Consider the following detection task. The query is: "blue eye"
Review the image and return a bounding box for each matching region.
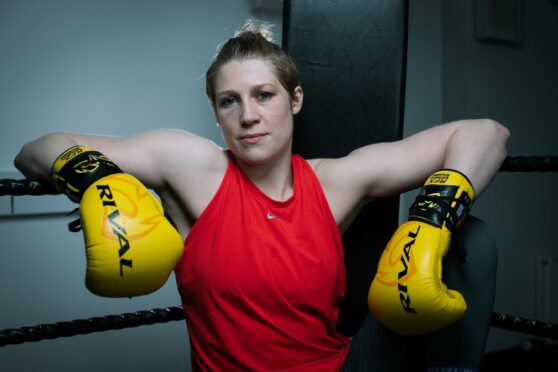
[257,91,273,100]
[219,96,237,107]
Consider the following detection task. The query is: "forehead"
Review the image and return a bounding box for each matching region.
[215,58,279,92]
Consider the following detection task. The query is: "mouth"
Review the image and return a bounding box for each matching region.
[239,133,268,145]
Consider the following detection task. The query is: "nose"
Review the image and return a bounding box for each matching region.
[240,100,259,127]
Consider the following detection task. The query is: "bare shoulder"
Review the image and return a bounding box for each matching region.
[306,156,376,230]
[127,129,229,235]
[306,145,387,197]
[144,129,228,175]
[68,128,228,181]
[139,128,228,196]
[306,142,407,230]
[90,128,228,220]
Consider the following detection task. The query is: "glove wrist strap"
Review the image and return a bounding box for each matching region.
[51,146,122,202]
[408,169,475,233]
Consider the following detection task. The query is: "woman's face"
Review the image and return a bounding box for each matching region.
[214,58,302,167]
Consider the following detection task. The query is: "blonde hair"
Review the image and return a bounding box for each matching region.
[205,19,300,106]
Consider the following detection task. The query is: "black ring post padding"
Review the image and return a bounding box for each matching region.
[500,156,558,172]
[490,312,558,340]
[0,306,185,347]
[2,307,557,347]
[283,0,409,337]
[0,179,59,196]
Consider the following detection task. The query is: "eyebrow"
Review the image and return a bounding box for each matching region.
[216,83,278,98]
[215,89,236,98]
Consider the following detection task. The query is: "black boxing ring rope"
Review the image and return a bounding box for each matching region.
[0,306,185,347]
[499,156,558,172]
[1,156,557,198]
[1,155,557,347]
[0,306,558,347]
[0,305,556,347]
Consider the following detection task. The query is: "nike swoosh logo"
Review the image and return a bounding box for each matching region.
[266,212,277,220]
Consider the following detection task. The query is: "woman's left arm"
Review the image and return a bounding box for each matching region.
[433,118,510,196]
[316,119,510,226]
[338,118,510,200]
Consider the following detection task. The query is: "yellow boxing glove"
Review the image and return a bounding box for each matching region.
[52,146,183,297]
[368,170,475,335]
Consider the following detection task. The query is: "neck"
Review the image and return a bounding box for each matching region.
[237,151,293,202]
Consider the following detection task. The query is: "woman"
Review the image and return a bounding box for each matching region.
[15,21,509,371]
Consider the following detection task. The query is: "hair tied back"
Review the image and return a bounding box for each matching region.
[235,18,275,43]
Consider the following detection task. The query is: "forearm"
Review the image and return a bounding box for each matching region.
[442,119,510,197]
[14,133,79,183]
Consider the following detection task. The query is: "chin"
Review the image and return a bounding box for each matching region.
[237,152,272,166]
[231,147,279,166]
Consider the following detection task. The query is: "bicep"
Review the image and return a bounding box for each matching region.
[334,119,509,199]
[317,119,508,226]
[332,122,463,199]
[65,129,224,191]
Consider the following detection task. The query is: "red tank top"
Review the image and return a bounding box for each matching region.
[175,152,350,371]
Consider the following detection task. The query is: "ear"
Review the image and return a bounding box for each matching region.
[291,85,303,115]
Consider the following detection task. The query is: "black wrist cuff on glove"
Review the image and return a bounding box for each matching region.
[408,169,474,233]
[52,146,123,203]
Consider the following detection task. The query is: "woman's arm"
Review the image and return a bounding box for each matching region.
[14,129,228,235]
[367,118,509,197]
[14,129,225,190]
[314,119,510,225]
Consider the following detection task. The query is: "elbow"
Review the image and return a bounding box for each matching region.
[490,118,510,154]
[14,132,75,180]
[477,118,510,159]
[14,140,38,176]
[14,145,27,173]
[487,118,510,143]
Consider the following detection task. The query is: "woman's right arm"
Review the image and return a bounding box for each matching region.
[14,130,228,234]
[14,132,82,183]
[15,130,223,188]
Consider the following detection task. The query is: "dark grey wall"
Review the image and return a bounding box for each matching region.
[403,0,558,352]
[443,0,558,352]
